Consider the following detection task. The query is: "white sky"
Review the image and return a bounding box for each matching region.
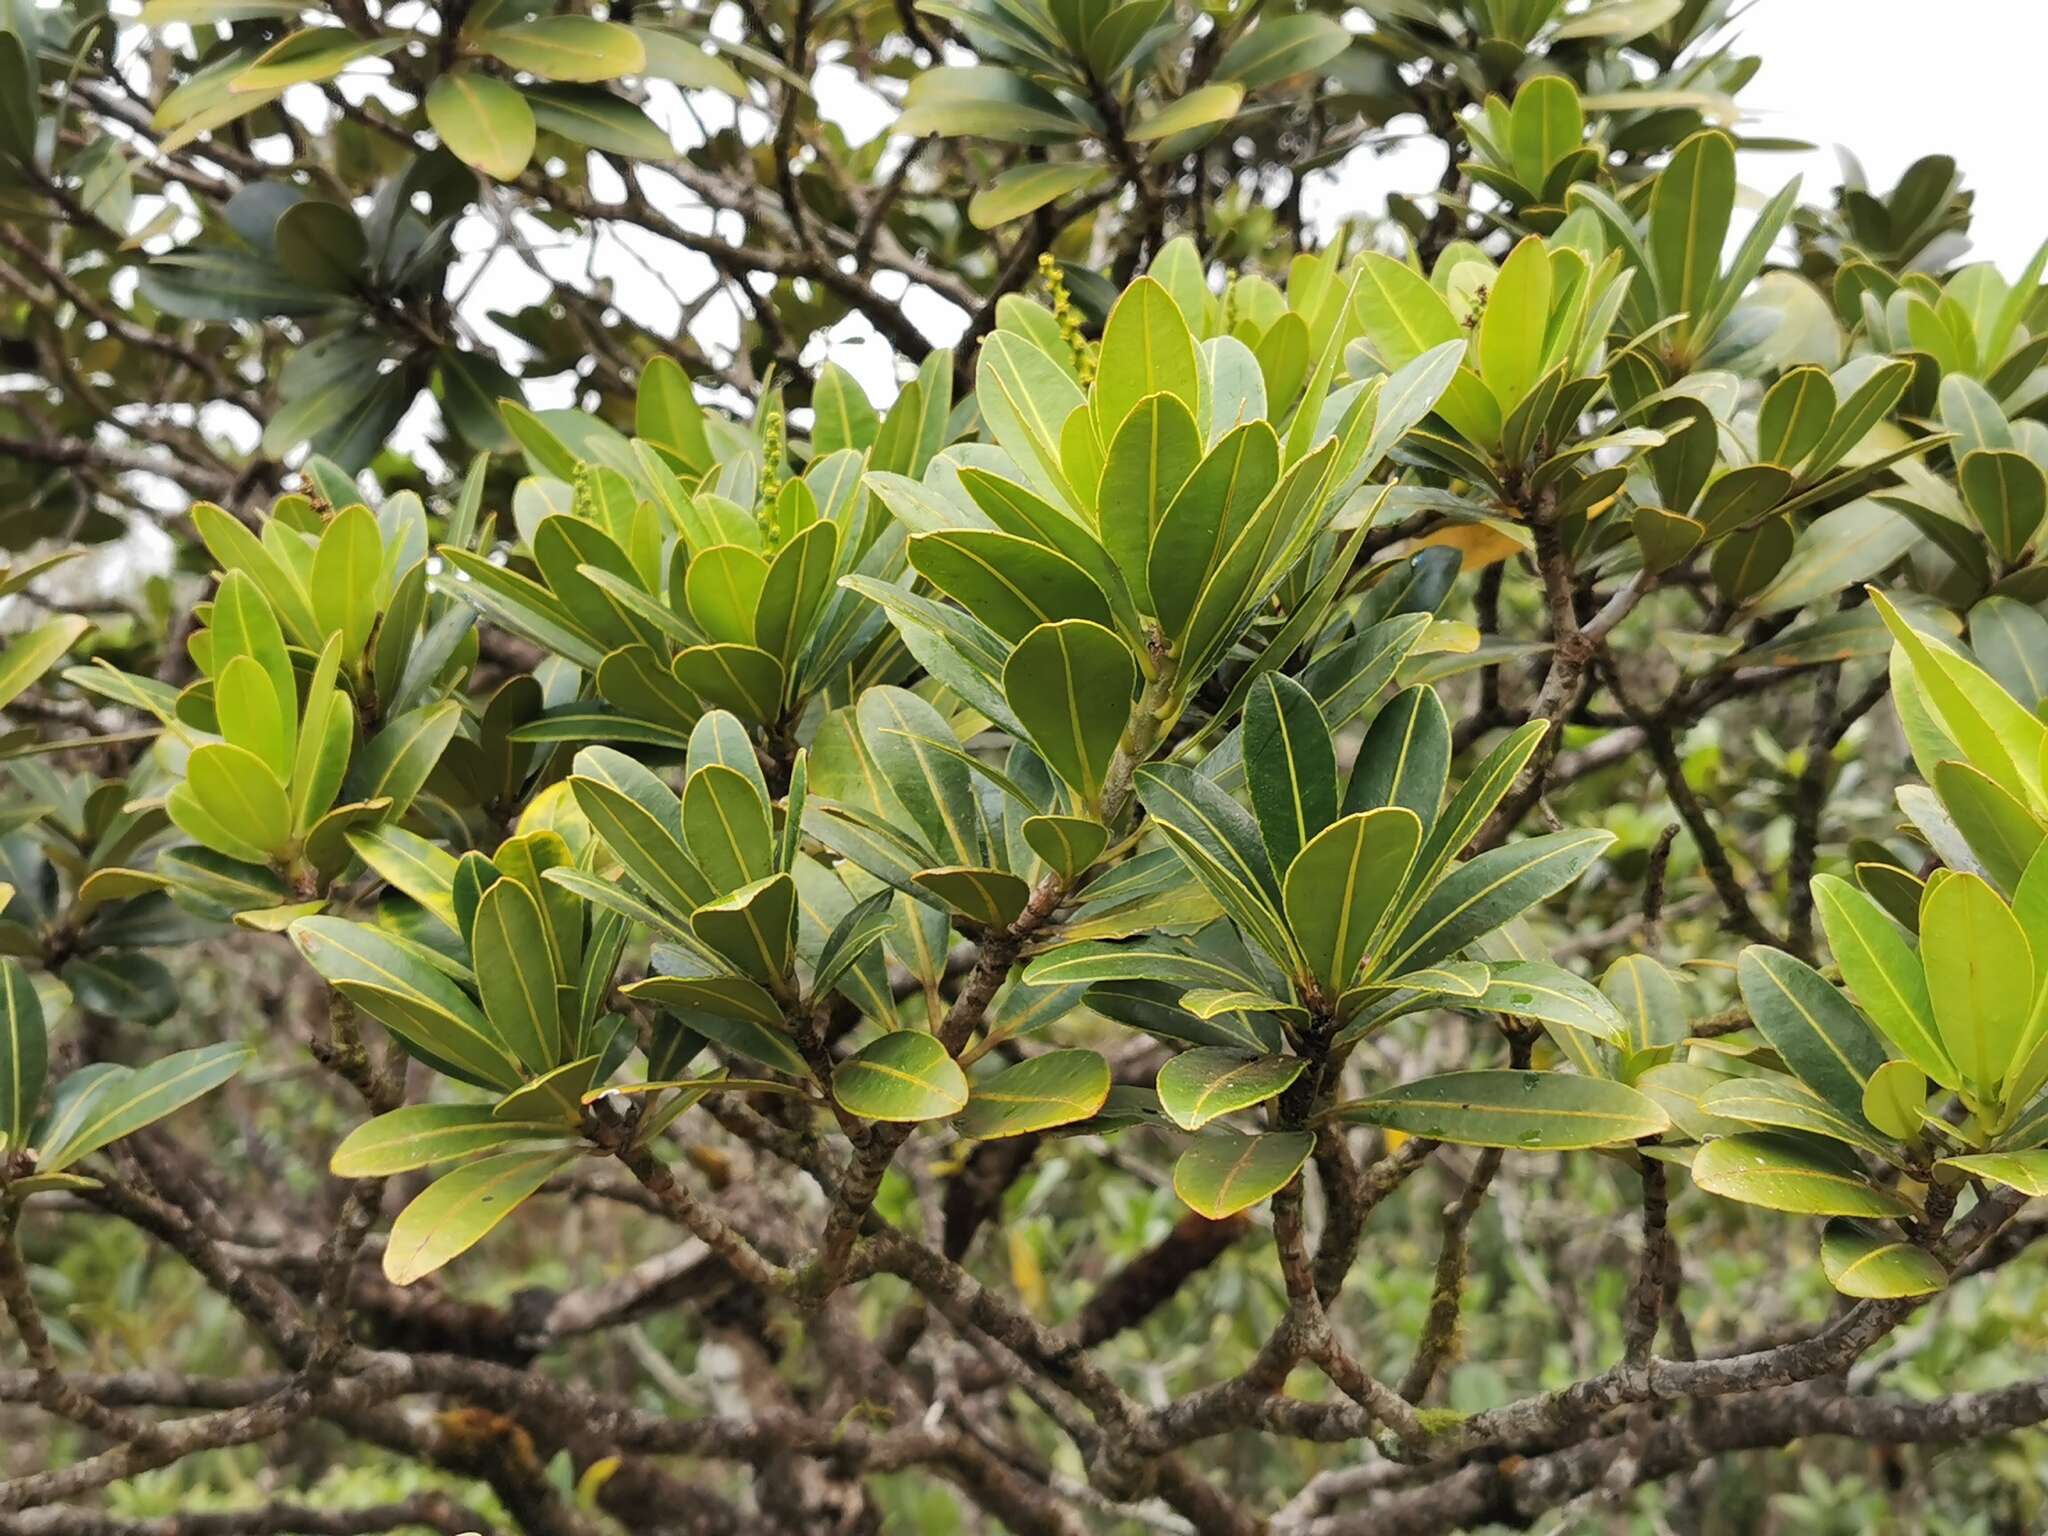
[1734,0,2047,270]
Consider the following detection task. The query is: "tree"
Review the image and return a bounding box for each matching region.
[5,0,2048,1530]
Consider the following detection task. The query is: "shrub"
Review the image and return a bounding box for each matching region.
[4,1,2048,1531]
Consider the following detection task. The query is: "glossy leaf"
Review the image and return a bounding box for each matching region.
[382,1147,577,1285]
[1335,1070,1667,1150]
[1691,1132,1914,1217]
[1920,872,2032,1096]
[472,877,566,1074]
[1283,808,1421,994]
[1156,1048,1304,1130]
[1002,620,1136,807]
[1243,674,1337,874]
[1736,946,1889,1123]
[956,1049,1110,1139]
[0,958,45,1150]
[1172,1129,1314,1218]
[1821,1219,1946,1298]
[425,71,536,180]
[330,1104,569,1177]
[833,1031,969,1122]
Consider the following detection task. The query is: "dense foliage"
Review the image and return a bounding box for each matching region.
[7,0,2048,1531]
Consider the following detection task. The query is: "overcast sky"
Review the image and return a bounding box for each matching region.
[1736,0,2044,269]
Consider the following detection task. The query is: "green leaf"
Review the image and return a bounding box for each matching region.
[913,866,1032,929]
[1648,129,1735,346]
[569,763,713,918]
[1508,74,1582,187]
[1283,808,1421,994]
[956,1049,1110,1138]
[1736,946,1889,1123]
[1335,1070,1667,1149]
[61,954,177,1026]
[1345,683,1449,832]
[0,616,92,711]
[1873,588,2045,812]
[1691,1132,1915,1217]
[810,887,895,1003]
[681,764,775,894]
[1126,82,1243,144]
[1380,828,1612,978]
[349,701,460,823]
[636,356,712,473]
[1156,1048,1304,1131]
[1476,961,1627,1043]
[809,364,877,457]
[494,1055,603,1124]
[1933,759,2043,892]
[1092,276,1201,441]
[526,86,672,159]
[1172,1129,1313,1218]
[910,530,1113,644]
[289,917,523,1089]
[632,27,746,96]
[969,162,1106,229]
[1134,763,1294,969]
[273,200,366,292]
[1099,394,1201,614]
[674,1008,808,1078]
[1476,236,1551,415]
[36,1043,252,1173]
[855,687,985,866]
[231,29,404,92]
[1755,366,1837,471]
[672,644,781,723]
[1216,13,1350,90]
[1354,254,1463,372]
[474,17,646,82]
[348,824,460,934]
[211,570,296,735]
[1147,421,1284,646]
[1021,815,1109,880]
[1920,872,2033,1097]
[1243,674,1337,875]
[1021,939,1264,993]
[0,31,36,165]
[1938,1150,2048,1196]
[1862,1059,1928,1143]
[170,742,292,865]
[1813,873,1957,1090]
[1969,596,2048,711]
[382,1147,577,1284]
[833,1031,969,1122]
[0,958,45,1151]
[1001,620,1136,808]
[472,877,566,1075]
[1959,448,2048,567]
[1821,1219,1946,1298]
[956,467,1139,638]
[896,66,1088,146]
[425,71,536,180]
[976,332,1087,510]
[624,973,784,1027]
[311,503,383,657]
[330,1104,570,1176]
[691,873,796,983]
[1703,1076,1890,1156]
[213,656,290,781]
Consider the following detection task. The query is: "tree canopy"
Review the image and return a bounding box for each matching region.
[6,1,2048,1532]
